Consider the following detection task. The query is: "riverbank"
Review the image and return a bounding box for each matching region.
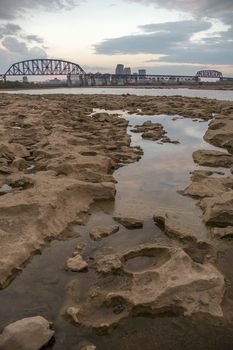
[0,93,233,349]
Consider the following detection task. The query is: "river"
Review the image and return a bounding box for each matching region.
[1,87,233,101]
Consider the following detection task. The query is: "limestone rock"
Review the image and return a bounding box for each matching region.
[131,121,166,141]
[90,225,119,241]
[113,216,143,229]
[94,254,122,273]
[193,149,233,168]
[211,226,233,239]
[0,184,12,196]
[66,244,225,333]
[200,192,233,227]
[66,255,88,272]
[153,210,195,241]
[182,176,233,198]
[204,115,233,153]
[0,316,54,350]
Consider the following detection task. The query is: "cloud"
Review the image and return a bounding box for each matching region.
[0,23,21,37]
[94,19,233,66]
[0,36,47,73]
[0,0,81,20]
[24,35,44,44]
[127,0,233,22]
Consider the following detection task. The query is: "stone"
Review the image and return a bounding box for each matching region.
[200,192,233,227]
[113,216,143,229]
[66,255,88,272]
[211,226,233,239]
[182,177,233,198]
[90,225,119,241]
[94,254,122,273]
[131,121,166,141]
[0,316,54,350]
[153,210,196,241]
[75,341,96,350]
[66,244,225,333]
[204,115,233,153]
[192,149,233,168]
[0,184,12,196]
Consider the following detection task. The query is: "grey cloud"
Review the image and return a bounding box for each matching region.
[127,0,233,21]
[25,35,44,44]
[0,0,81,20]
[94,19,233,65]
[95,20,210,55]
[0,36,47,73]
[0,23,21,38]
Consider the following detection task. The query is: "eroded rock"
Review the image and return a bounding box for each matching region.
[0,316,54,350]
[153,210,196,241]
[94,254,122,273]
[193,149,233,168]
[66,255,88,272]
[90,225,119,241]
[200,192,233,227]
[66,244,225,333]
[113,216,143,229]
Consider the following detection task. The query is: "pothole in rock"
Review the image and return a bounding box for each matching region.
[123,247,171,273]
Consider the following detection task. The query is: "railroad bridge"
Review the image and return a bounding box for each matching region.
[0,58,86,82]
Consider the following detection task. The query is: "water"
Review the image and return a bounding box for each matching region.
[1,87,233,101]
[97,110,229,239]
[0,109,233,349]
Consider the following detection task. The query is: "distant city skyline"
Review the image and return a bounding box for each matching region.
[0,0,232,76]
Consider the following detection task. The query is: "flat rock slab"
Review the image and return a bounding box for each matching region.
[113,216,144,229]
[89,224,119,241]
[193,149,233,168]
[0,316,54,350]
[153,210,195,242]
[66,255,88,272]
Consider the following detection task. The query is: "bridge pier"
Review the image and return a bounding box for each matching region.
[67,75,72,87]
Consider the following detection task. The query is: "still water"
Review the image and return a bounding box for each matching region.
[1,87,233,101]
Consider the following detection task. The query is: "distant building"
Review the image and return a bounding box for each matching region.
[115,64,124,75]
[124,67,131,75]
[138,69,146,76]
[22,76,28,83]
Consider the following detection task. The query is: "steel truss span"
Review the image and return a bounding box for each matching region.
[3,59,86,77]
[196,70,223,79]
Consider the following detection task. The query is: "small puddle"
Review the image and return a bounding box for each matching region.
[0,109,232,349]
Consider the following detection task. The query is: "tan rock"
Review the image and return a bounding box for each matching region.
[153,210,195,241]
[66,255,88,272]
[193,149,233,168]
[182,176,233,198]
[66,244,225,332]
[200,192,233,227]
[204,115,233,153]
[113,216,143,229]
[0,316,54,350]
[90,225,119,241]
[95,254,122,273]
[211,226,233,239]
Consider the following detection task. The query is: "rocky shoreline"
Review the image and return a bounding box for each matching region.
[0,92,233,349]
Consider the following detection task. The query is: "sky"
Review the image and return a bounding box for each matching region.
[0,0,232,76]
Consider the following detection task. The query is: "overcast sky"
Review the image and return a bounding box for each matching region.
[0,0,232,76]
